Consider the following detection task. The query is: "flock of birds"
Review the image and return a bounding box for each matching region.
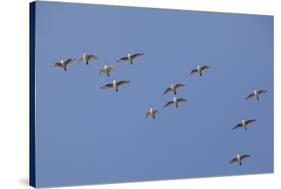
[50,51,268,167]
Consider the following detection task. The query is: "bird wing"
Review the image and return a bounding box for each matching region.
[50,62,62,67]
[175,83,185,89]
[229,157,238,164]
[177,98,187,103]
[77,56,83,64]
[99,68,106,75]
[117,80,130,87]
[245,92,255,100]
[107,65,115,72]
[240,154,250,160]
[145,111,151,118]
[164,100,174,107]
[163,87,172,95]
[245,119,256,125]
[152,109,160,115]
[65,58,74,65]
[88,54,97,60]
[201,65,210,71]
[116,56,129,62]
[258,90,267,95]
[233,123,243,129]
[190,69,198,75]
[101,83,114,89]
[131,53,144,59]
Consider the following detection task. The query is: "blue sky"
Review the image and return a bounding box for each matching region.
[34,1,273,187]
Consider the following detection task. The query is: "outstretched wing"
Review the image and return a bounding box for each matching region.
[107,65,115,72]
[77,56,83,64]
[50,62,62,67]
[101,83,114,89]
[163,87,172,95]
[175,83,185,89]
[152,109,160,115]
[229,157,238,164]
[88,54,97,61]
[177,98,187,103]
[245,119,256,125]
[164,100,174,108]
[258,90,267,95]
[65,58,74,65]
[117,80,130,87]
[190,69,198,75]
[201,65,210,71]
[99,68,106,75]
[233,123,243,130]
[131,53,144,59]
[116,56,129,63]
[145,111,151,118]
[245,92,255,100]
[240,154,250,160]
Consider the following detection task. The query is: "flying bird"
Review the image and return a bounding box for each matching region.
[229,153,250,166]
[190,65,210,76]
[145,107,160,119]
[233,119,256,131]
[99,65,115,77]
[49,58,75,71]
[164,83,185,95]
[116,52,144,64]
[77,52,97,65]
[245,89,267,101]
[164,97,187,108]
[101,80,130,92]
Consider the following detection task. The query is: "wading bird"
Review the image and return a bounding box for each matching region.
[163,83,185,95]
[190,65,210,76]
[49,58,75,71]
[245,89,267,101]
[116,52,144,65]
[101,80,130,92]
[233,119,256,131]
[229,153,250,166]
[164,97,187,108]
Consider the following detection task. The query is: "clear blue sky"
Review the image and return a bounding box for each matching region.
[34,1,273,187]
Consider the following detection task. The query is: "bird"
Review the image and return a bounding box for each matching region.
[233,119,256,131]
[101,80,130,92]
[163,83,185,95]
[164,97,187,108]
[229,153,250,166]
[245,89,267,101]
[145,107,160,119]
[190,65,210,76]
[116,52,144,64]
[49,58,75,71]
[99,65,115,77]
[77,52,97,65]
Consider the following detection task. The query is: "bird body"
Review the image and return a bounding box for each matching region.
[77,52,97,65]
[145,107,160,119]
[101,80,130,92]
[99,65,115,77]
[164,83,185,95]
[229,154,250,166]
[245,89,267,101]
[190,65,210,76]
[164,97,187,108]
[233,119,256,130]
[50,58,74,71]
[117,52,144,64]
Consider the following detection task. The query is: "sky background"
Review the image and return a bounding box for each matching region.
[34,1,273,187]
